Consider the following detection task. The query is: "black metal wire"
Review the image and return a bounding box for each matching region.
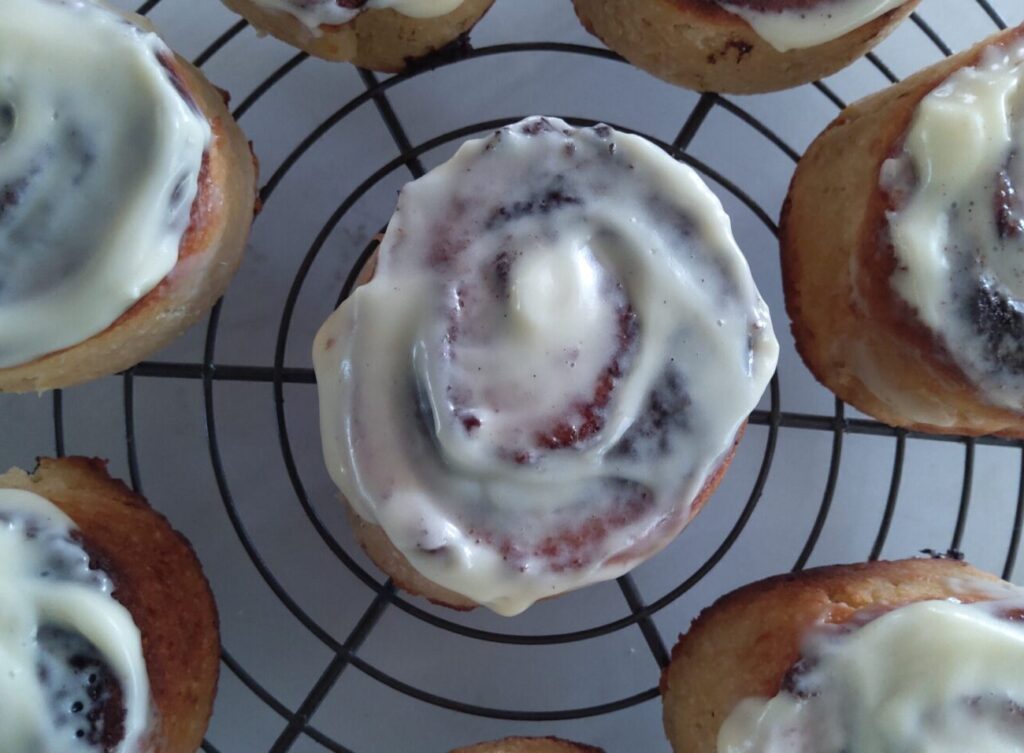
[268,588,392,753]
[975,0,1008,29]
[674,93,716,149]
[865,51,900,84]
[52,390,65,458]
[951,438,976,554]
[1006,446,1024,580]
[793,399,845,571]
[813,80,846,109]
[134,0,162,15]
[123,371,143,494]
[870,432,906,561]
[89,2,1019,751]
[234,52,308,121]
[911,12,955,57]
[359,69,427,179]
[194,20,249,69]
[617,575,671,668]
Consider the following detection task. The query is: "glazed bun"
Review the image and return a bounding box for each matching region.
[313,118,777,615]
[0,1,256,393]
[572,0,920,93]
[220,0,495,70]
[782,25,1024,435]
[0,457,220,753]
[661,558,1003,753]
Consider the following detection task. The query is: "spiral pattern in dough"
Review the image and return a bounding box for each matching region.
[0,0,210,369]
[313,117,778,615]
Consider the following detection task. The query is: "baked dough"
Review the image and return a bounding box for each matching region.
[341,248,746,611]
[781,24,1024,436]
[572,0,920,94]
[0,457,220,753]
[660,558,1002,753]
[0,7,257,394]
[220,0,494,70]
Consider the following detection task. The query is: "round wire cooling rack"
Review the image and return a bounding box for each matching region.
[3,0,1023,751]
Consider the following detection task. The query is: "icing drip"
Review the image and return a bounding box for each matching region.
[247,0,466,31]
[717,593,1024,753]
[0,0,210,368]
[718,0,907,52]
[313,116,778,615]
[0,488,149,753]
[882,38,1024,411]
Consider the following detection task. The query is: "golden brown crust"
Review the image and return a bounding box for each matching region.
[0,457,219,753]
[334,249,743,612]
[451,737,606,753]
[572,0,919,94]
[781,25,1024,436]
[0,33,257,394]
[220,0,494,71]
[660,558,1002,753]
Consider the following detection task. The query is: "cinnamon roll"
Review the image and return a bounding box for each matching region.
[782,25,1024,435]
[0,0,257,394]
[661,558,1022,753]
[219,0,495,70]
[451,739,605,753]
[312,116,778,615]
[572,0,920,94]
[0,457,219,753]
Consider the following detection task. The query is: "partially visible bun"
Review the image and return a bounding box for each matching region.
[0,457,220,753]
[220,0,495,71]
[660,558,1002,753]
[451,737,606,753]
[0,47,257,394]
[781,24,1024,436]
[572,0,920,93]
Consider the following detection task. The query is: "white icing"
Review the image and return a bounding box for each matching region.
[0,0,211,369]
[247,0,466,31]
[313,117,778,615]
[719,0,907,52]
[717,596,1024,753]
[0,488,150,753]
[883,39,1024,410]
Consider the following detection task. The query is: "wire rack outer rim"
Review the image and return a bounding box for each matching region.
[50,1,1019,751]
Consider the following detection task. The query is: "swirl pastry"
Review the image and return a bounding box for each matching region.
[782,25,1024,435]
[0,457,219,753]
[313,116,778,615]
[220,0,495,70]
[661,557,1022,753]
[451,739,605,753]
[0,0,257,394]
[572,0,920,94]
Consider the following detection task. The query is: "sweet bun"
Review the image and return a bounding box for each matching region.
[220,0,495,71]
[0,1,257,394]
[313,118,777,615]
[660,558,1002,753]
[0,457,220,753]
[782,25,1024,435]
[572,0,920,94]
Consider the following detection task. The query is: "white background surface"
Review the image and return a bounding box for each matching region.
[3,1,1024,751]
